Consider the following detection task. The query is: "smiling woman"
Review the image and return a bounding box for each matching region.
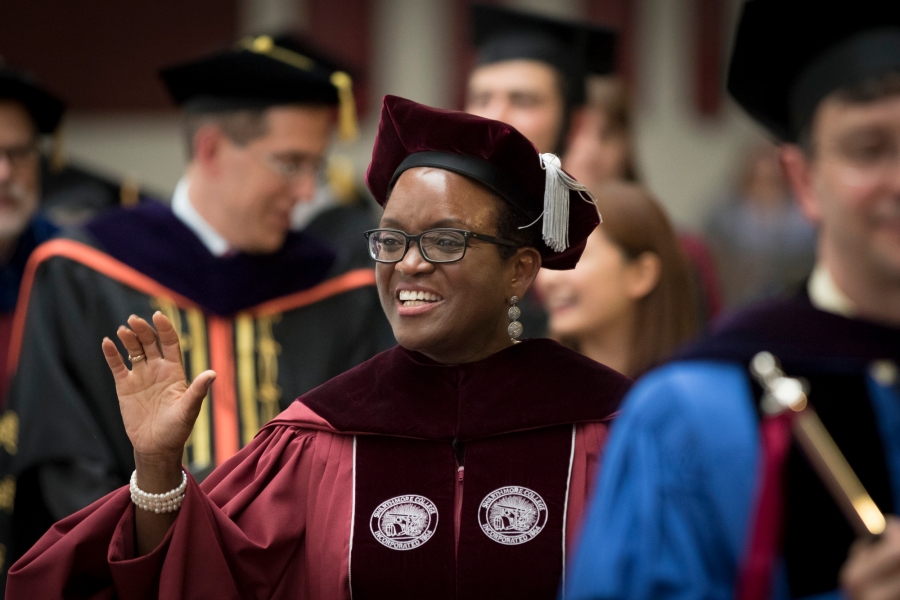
[7,96,632,600]
[536,182,700,377]
[373,168,536,364]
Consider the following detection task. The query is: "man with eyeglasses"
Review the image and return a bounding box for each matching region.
[0,65,62,403]
[0,35,393,579]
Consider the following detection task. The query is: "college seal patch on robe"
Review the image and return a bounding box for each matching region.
[370,494,439,550]
[479,486,548,545]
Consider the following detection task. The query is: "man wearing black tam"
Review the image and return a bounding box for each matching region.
[568,1,900,599]
[465,4,615,156]
[0,35,392,581]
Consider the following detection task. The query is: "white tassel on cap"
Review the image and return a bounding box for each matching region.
[538,153,597,252]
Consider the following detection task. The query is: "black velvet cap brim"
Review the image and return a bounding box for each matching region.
[727,0,900,142]
[159,34,351,111]
[160,51,339,110]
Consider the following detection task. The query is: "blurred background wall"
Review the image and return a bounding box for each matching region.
[0,0,768,230]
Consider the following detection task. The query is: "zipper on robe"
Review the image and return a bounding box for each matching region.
[455,465,464,554]
[452,438,465,557]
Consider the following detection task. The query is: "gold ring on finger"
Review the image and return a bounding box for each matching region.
[129,354,146,363]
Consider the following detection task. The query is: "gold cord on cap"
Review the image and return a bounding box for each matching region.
[238,35,315,71]
[238,35,359,142]
[330,71,358,142]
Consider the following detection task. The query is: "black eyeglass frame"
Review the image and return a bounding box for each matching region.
[364,227,520,264]
[0,141,39,169]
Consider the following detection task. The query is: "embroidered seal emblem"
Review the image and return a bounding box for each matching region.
[478,486,548,545]
[370,495,439,550]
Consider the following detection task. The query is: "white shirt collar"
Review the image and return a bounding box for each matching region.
[807,262,857,318]
[171,177,231,257]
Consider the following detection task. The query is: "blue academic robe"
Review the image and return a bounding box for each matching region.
[566,294,900,600]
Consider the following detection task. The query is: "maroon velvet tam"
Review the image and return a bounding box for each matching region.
[365,95,600,270]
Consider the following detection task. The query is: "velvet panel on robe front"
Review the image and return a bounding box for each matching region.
[351,427,574,600]
[287,340,629,598]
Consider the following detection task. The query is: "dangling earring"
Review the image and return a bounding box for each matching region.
[508,296,523,343]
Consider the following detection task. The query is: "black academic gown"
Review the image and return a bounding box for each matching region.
[0,202,394,582]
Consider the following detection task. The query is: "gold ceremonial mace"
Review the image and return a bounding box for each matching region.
[750,352,887,538]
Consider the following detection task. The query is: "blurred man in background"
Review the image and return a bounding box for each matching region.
[465,4,615,158]
[0,35,393,580]
[0,65,61,401]
[568,2,900,598]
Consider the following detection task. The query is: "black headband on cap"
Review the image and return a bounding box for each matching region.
[789,27,900,138]
[388,151,534,220]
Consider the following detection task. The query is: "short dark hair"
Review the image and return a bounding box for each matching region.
[183,109,269,159]
[798,71,900,156]
[494,197,543,260]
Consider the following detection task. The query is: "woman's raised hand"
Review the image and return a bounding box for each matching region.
[102,312,215,462]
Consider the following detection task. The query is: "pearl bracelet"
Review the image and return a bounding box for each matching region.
[129,469,187,513]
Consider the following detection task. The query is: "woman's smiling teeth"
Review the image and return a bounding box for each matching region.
[545,294,578,312]
[398,290,443,306]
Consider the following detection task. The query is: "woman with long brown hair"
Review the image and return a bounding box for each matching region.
[535,182,699,378]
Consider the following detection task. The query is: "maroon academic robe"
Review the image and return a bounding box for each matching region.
[6,340,630,599]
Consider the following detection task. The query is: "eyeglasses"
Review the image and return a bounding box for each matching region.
[364,228,520,264]
[0,142,38,170]
[254,151,324,181]
[823,134,900,185]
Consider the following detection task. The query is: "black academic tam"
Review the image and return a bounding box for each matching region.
[0,65,64,134]
[728,0,900,141]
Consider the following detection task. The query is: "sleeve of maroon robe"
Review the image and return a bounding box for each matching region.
[5,422,356,600]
